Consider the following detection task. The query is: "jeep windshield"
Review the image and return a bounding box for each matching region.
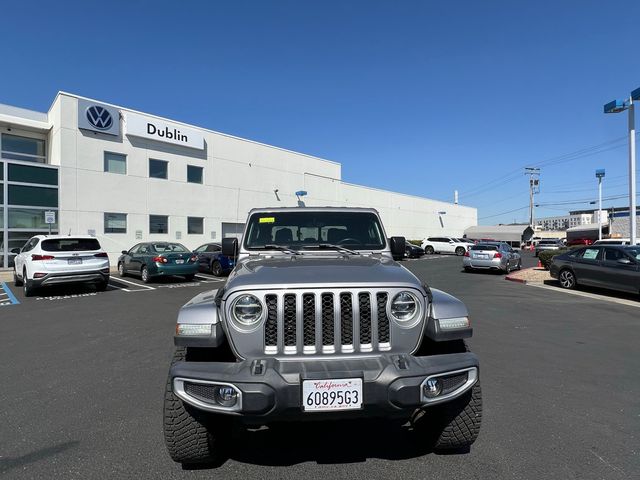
[244,211,386,251]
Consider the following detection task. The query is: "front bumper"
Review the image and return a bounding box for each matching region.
[32,270,109,287]
[170,352,479,422]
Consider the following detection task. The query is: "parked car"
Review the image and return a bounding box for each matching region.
[405,241,425,258]
[550,245,640,294]
[463,242,521,273]
[593,238,639,246]
[193,242,235,276]
[421,236,473,256]
[534,239,564,257]
[164,206,482,466]
[567,238,594,247]
[12,235,110,296]
[117,242,198,283]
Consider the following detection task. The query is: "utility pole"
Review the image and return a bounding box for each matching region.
[525,167,540,228]
[596,169,605,241]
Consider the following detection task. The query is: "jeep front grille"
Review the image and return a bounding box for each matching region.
[260,290,396,355]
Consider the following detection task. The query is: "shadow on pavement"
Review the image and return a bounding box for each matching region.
[543,279,640,302]
[0,441,80,475]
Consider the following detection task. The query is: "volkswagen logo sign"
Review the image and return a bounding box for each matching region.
[86,105,113,130]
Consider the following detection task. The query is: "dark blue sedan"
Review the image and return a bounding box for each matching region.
[194,243,235,277]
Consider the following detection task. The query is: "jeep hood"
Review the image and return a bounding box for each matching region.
[223,255,423,295]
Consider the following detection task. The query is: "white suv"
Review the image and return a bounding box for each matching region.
[421,236,474,256]
[12,235,110,297]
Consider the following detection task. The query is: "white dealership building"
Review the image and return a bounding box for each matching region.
[0,92,477,268]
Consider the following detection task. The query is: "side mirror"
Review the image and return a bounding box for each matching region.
[389,236,406,257]
[10,248,21,254]
[617,257,633,265]
[222,237,238,257]
[121,250,128,255]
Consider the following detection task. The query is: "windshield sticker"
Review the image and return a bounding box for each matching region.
[259,217,275,224]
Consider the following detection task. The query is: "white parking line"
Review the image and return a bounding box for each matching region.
[194,274,226,283]
[110,277,156,290]
[527,283,640,309]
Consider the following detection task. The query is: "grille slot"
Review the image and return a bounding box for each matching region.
[283,294,297,347]
[184,382,217,403]
[264,294,278,347]
[321,293,335,346]
[340,293,354,346]
[302,294,316,346]
[377,292,390,343]
[358,292,372,345]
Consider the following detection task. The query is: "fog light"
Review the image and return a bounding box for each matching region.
[214,386,238,407]
[423,378,442,398]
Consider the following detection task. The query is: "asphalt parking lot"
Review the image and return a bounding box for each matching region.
[1,252,638,479]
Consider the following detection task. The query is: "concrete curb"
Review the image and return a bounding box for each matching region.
[505,275,527,284]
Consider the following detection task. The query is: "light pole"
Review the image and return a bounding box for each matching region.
[604,87,639,245]
[595,169,605,241]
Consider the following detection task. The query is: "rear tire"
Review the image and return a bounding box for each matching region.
[210,260,223,277]
[141,266,150,283]
[464,267,473,273]
[425,246,435,255]
[96,280,108,292]
[455,247,465,256]
[412,381,482,452]
[163,348,228,465]
[14,268,23,287]
[23,269,35,297]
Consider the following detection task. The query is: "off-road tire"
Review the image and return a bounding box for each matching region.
[455,247,465,256]
[425,246,435,255]
[211,260,223,277]
[413,381,482,451]
[163,348,226,465]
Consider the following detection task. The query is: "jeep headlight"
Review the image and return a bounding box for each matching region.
[390,291,420,324]
[232,294,263,325]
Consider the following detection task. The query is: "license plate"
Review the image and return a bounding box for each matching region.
[175,259,185,264]
[302,378,363,412]
[68,258,82,265]
[475,254,489,259]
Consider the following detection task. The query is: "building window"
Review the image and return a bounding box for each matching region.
[104,152,127,174]
[104,212,127,234]
[150,215,168,234]
[188,217,204,234]
[1,133,46,163]
[8,163,58,185]
[187,165,203,184]
[8,185,58,207]
[8,208,58,229]
[149,159,168,179]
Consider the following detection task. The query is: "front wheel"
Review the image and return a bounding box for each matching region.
[455,247,465,256]
[412,381,482,452]
[558,269,576,289]
[164,348,230,465]
[425,246,435,255]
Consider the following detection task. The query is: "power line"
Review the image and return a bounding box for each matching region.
[478,205,529,220]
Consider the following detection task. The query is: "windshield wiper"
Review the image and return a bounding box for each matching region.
[262,244,301,255]
[312,243,360,255]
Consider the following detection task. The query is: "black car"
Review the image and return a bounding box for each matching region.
[405,241,425,258]
[550,245,640,294]
[193,242,235,276]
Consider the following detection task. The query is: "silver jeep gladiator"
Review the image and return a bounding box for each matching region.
[164,207,482,465]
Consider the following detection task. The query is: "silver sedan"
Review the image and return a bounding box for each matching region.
[463,242,521,273]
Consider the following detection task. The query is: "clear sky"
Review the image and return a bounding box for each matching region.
[2,0,639,224]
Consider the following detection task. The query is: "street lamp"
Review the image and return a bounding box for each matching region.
[604,88,639,244]
[595,169,605,241]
